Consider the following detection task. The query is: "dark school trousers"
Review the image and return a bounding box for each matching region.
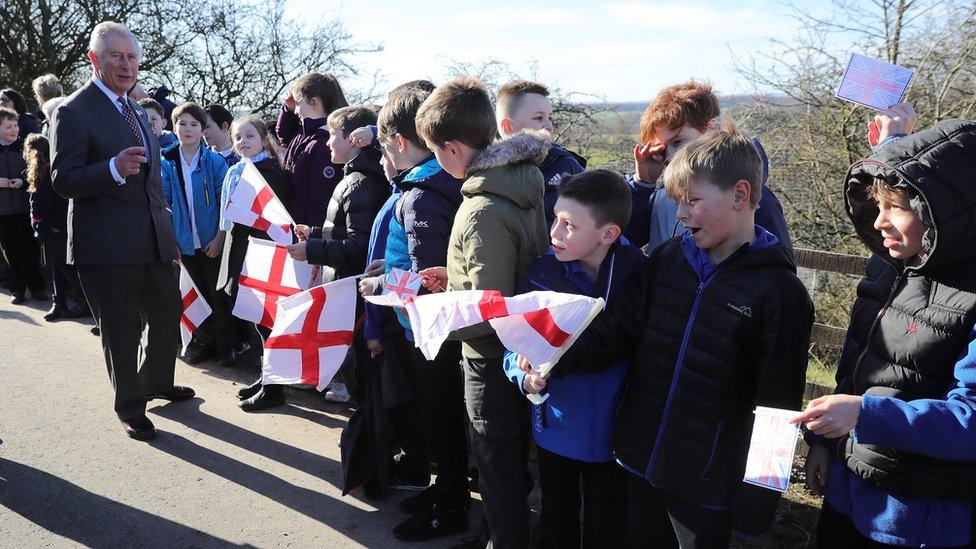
[77,262,181,421]
[408,340,468,508]
[0,213,44,294]
[463,355,530,549]
[627,474,731,549]
[536,445,627,548]
[181,250,233,354]
[39,231,84,306]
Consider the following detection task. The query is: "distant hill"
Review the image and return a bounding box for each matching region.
[585,94,789,137]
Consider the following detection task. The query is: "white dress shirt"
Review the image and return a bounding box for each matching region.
[180,146,202,250]
[91,76,149,186]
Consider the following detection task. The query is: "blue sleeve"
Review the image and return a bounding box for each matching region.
[370,125,378,139]
[854,327,976,460]
[623,173,654,249]
[503,350,528,395]
[161,160,174,206]
[755,188,792,250]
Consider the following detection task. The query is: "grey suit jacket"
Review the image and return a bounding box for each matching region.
[50,81,179,266]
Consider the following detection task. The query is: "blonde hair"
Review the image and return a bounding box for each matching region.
[663,119,763,208]
[231,114,280,164]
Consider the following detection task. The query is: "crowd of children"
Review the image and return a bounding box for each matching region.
[5,61,975,549]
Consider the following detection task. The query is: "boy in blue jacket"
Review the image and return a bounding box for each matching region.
[505,169,641,548]
[522,122,814,546]
[496,79,586,229]
[795,118,976,548]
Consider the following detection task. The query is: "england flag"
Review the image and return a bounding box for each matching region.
[224,161,295,245]
[234,237,315,329]
[179,264,212,354]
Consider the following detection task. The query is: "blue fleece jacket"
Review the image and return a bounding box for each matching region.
[362,181,401,341]
[624,138,792,252]
[503,238,645,462]
[823,327,976,548]
[161,146,229,256]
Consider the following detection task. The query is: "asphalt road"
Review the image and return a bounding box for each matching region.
[0,292,472,548]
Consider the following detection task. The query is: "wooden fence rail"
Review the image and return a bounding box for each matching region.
[794,247,869,349]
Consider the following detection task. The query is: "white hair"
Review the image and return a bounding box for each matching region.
[88,21,142,61]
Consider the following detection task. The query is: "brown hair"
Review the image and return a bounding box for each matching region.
[32,74,63,105]
[171,102,208,127]
[496,79,550,119]
[868,177,916,204]
[137,98,164,117]
[23,134,51,194]
[663,119,763,208]
[639,80,720,146]
[231,114,281,164]
[0,107,19,124]
[292,72,348,115]
[415,76,496,150]
[327,105,377,138]
[558,169,632,230]
[388,80,436,98]
[377,90,430,150]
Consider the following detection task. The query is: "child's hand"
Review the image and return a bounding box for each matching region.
[366,338,383,357]
[523,370,547,394]
[204,235,223,258]
[283,91,296,112]
[349,127,374,148]
[867,102,917,146]
[0,178,8,188]
[9,178,24,189]
[804,444,830,495]
[633,142,667,184]
[789,394,863,438]
[359,275,381,297]
[516,354,532,373]
[294,224,311,241]
[364,258,386,278]
[419,266,448,292]
[287,241,308,261]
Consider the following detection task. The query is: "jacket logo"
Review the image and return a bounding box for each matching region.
[322,166,336,179]
[413,220,429,228]
[726,302,752,318]
[547,174,563,187]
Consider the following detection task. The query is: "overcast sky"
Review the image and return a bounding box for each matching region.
[288,0,825,102]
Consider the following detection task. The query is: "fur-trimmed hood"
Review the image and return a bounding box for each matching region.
[461,129,551,209]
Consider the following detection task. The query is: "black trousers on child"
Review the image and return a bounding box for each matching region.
[627,474,731,549]
[40,231,84,307]
[181,250,232,354]
[463,355,530,549]
[537,445,627,548]
[0,213,44,295]
[408,340,468,508]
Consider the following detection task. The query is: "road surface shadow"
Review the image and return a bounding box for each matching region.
[0,457,251,548]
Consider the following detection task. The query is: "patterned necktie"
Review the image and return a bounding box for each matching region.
[117,97,145,149]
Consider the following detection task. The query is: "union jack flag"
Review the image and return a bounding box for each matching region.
[743,407,800,493]
[382,268,423,301]
[836,53,914,111]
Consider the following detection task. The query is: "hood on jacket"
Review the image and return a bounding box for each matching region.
[462,129,552,209]
[540,142,587,172]
[845,119,976,280]
[344,143,385,180]
[680,225,789,282]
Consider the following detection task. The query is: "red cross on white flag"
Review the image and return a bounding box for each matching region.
[382,268,423,300]
[224,162,295,245]
[261,276,357,391]
[365,289,604,377]
[743,406,800,492]
[179,264,212,354]
[233,237,314,329]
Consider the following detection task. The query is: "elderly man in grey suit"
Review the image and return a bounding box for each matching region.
[50,21,195,441]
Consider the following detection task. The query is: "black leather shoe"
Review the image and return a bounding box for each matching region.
[44,304,66,322]
[90,326,100,336]
[393,504,468,542]
[239,386,285,412]
[401,486,471,515]
[237,379,263,400]
[10,293,25,305]
[145,386,196,401]
[180,343,213,364]
[121,416,157,441]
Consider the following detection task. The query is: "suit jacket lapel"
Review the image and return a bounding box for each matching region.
[126,98,156,168]
[81,82,141,149]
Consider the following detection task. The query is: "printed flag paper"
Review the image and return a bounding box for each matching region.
[233,237,314,329]
[179,264,212,355]
[261,276,357,391]
[365,289,604,378]
[224,161,295,245]
[836,53,914,111]
[743,406,801,492]
[382,268,423,301]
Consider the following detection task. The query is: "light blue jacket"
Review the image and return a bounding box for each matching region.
[161,146,228,256]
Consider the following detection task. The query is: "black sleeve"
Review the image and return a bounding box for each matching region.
[306,178,385,271]
[554,247,657,376]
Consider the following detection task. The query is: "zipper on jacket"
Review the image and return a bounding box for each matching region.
[848,272,906,390]
[644,267,723,477]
